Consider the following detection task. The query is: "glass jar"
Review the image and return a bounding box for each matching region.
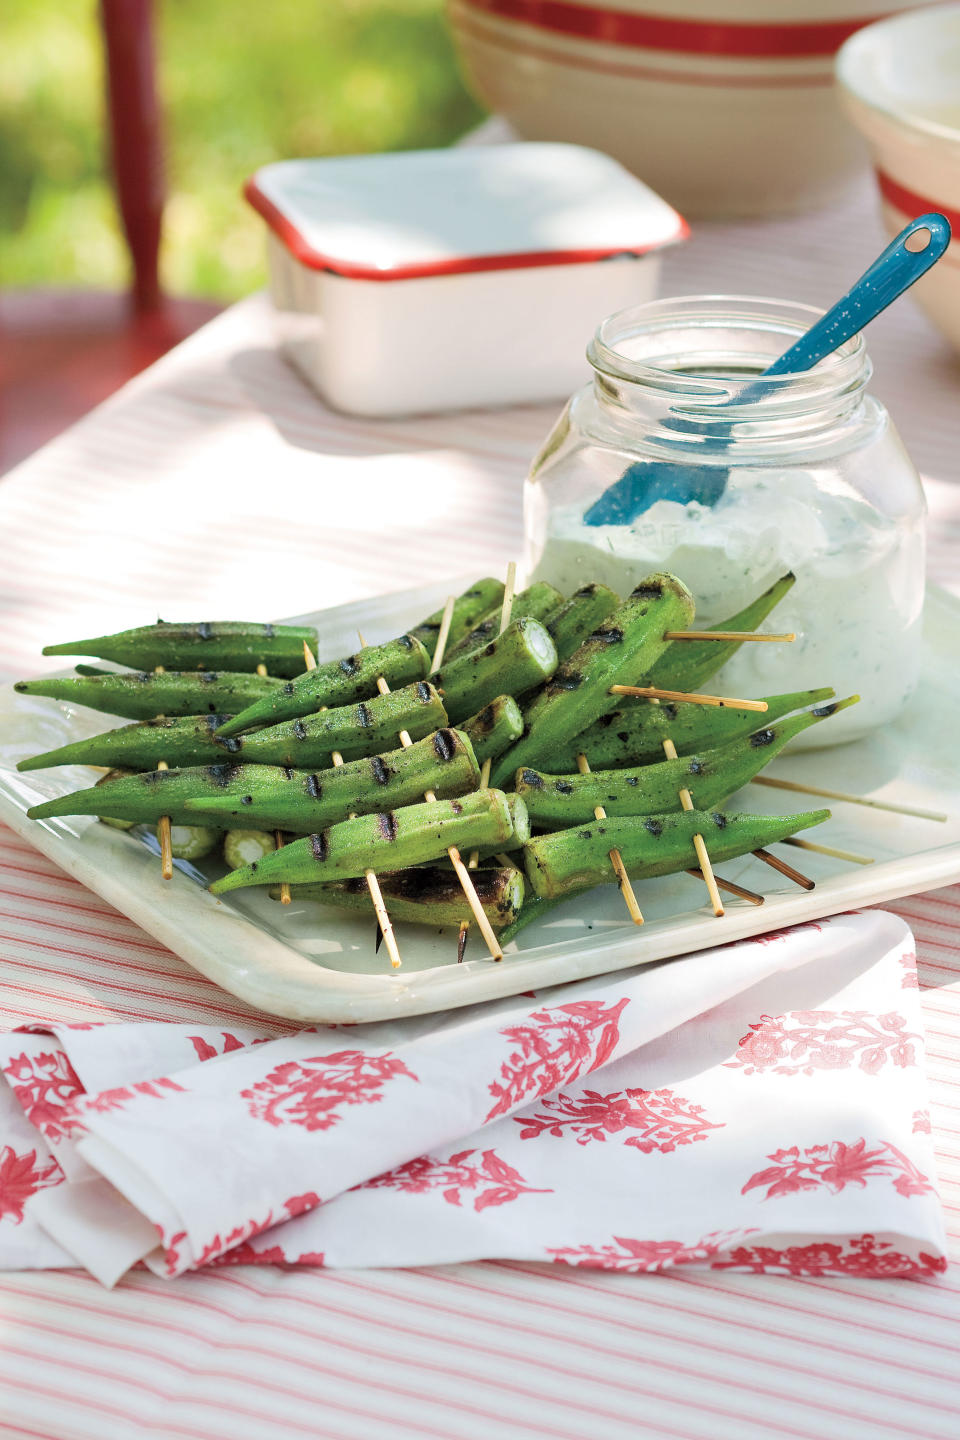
[524,296,926,747]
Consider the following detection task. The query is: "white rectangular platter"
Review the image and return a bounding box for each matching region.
[2,578,959,1024]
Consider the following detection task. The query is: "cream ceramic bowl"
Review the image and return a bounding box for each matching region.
[447,0,931,218]
[838,4,960,352]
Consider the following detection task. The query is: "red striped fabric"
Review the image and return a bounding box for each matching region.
[1,176,959,1436]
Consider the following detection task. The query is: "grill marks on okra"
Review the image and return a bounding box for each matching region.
[13,670,283,721]
[209,790,525,893]
[489,573,695,788]
[546,686,837,773]
[214,633,431,737]
[644,571,796,694]
[516,696,859,828]
[524,807,831,901]
[442,582,564,663]
[278,865,525,932]
[432,617,558,725]
[409,578,505,655]
[41,621,320,679]
[27,728,481,833]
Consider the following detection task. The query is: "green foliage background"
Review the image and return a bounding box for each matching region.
[0,0,483,300]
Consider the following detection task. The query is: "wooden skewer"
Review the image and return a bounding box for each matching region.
[685,870,764,905]
[611,685,768,711]
[751,848,815,891]
[665,631,796,643]
[428,594,457,676]
[661,735,723,917]
[257,662,292,905]
[303,641,403,969]
[156,760,173,880]
[781,836,875,865]
[576,751,644,925]
[751,774,948,823]
[359,632,504,963]
[467,758,493,871]
[151,666,174,880]
[500,561,517,632]
[461,566,518,958]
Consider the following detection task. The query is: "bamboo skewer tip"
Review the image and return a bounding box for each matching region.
[611,685,768,712]
[359,630,502,962]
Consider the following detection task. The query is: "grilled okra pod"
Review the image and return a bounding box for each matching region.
[209,789,524,894]
[276,865,525,931]
[547,686,836,773]
[18,682,446,775]
[459,695,524,765]
[524,806,830,900]
[183,729,480,830]
[14,670,281,721]
[410,578,505,656]
[433,618,557,725]
[516,695,858,827]
[645,572,796,693]
[27,732,476,831]
[489,573,695,788]
[215,633,430,737]
[443,582,564,663]
[235,681,446,767]
[19,714,250,773]
[543,583,620,664]
[42,621,320,679]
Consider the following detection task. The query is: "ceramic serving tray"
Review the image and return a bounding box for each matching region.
[2,579,959,1024]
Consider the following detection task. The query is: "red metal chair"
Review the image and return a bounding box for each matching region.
[0,0,221,474]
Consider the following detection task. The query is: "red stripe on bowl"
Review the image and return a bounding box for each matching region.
[244,177,688,280]
[453,4,837,87]
[876,170,960,236]
[459,0,891,59]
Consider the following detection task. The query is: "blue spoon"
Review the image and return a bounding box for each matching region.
[583,212,951,526]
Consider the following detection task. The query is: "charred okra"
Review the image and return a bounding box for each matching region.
[433,617,557,725]
[42,620,320,679]
[515,695,858,827]
[277,865,525,932]
[14,670,281,721]
[210,789,525,894]
[443,582,564,663]
[410,578,505,657]
[215,633,431,737]
[184,730,480,831]
[547,686,837,773]
[459,695,524,765]
[489,573,695,787]
[644,572,796,693]
[524,806,830,900]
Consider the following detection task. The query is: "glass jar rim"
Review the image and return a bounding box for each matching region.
[587,294,868,412]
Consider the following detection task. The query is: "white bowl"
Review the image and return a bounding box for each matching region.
[448,0,932,218]
[838,4,960,351]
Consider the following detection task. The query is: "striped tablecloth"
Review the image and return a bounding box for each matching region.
[2,177,960,1439]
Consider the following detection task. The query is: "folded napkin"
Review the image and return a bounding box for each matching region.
[0,910,945,1285]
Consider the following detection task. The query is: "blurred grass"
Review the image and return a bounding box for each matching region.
[0,0,484,301]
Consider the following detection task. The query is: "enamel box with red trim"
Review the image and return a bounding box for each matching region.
[246,144,687,417]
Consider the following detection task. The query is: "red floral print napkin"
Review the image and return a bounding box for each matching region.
[0,910,945,1285]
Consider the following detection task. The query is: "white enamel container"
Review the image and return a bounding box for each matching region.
[247,145,686,417]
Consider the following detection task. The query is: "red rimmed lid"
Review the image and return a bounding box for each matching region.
[245,144,688,282]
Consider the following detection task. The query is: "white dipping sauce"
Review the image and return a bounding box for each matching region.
[529,465,926,748]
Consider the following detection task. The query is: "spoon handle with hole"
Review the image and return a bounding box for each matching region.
[765,212,951,376]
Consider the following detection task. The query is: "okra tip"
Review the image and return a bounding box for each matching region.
[41,639,98,657]
[213,705,267,739]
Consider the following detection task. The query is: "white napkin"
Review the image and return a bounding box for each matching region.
[0,910,945,1285]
